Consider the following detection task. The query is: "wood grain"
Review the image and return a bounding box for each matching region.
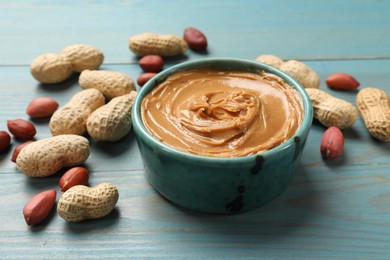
[0,0,389,259]
[1,0,390,65]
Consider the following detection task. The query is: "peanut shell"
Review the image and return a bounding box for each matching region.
[86,91,137,141]
[356,87,390,142]
[11,141,34,163]
[60,44,104,72]
[279,60,320,89]
[255,54,284,68]
[16,134,90,177]
[30,53,73,84]
[306,88,357,129]
[79,70,135,100]
[57,183,119,222]
[49,89,105,136]
[129,33,188,57]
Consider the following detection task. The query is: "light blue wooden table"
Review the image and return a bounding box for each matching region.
[1,1,389,259]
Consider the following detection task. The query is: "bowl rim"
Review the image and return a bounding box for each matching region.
[132,57,313,164]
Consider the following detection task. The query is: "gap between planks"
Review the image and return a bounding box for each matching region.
[2,56,390,68]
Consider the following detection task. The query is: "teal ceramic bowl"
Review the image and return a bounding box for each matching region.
[132,58,312,214]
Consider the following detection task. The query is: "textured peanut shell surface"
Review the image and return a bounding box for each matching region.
[79,70,135,100]
[30,53,73,84]
[129,33,188,57]
[356,87,390,142]
[16,135,90,177]
[60,44,104,73]
[87,91,137,141]
[255,54,284,68]
[279,60,320,89]
[57,183,119,222]
[306,88,357,129]
[49,89,105,136]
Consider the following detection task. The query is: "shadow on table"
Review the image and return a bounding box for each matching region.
[151,166,321,242]
[38,73,79,92]
[64,208,121,233]
[370,136,390,152]
[91,131,137,156]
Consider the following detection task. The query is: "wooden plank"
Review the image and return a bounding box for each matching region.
[1,0,390,259]
[1,0,390,66]
[0,57,389,258]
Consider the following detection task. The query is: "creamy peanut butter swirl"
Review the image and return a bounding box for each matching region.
[141,69,303,157]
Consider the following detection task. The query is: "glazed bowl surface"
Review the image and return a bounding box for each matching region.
[132,58,313,214]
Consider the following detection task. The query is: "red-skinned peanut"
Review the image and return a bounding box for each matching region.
[138,55,164,72]
[183,27,208,51]
[326,73,360,91]
[320,126,344,160]
[0,131,11,153]
[26,97,59,118]
[137,72,157,87]
[23,189,57,225]
[7,119,36,139]
[59,167,89,192]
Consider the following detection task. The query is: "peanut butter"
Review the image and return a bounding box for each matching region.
[141,69,303,157]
